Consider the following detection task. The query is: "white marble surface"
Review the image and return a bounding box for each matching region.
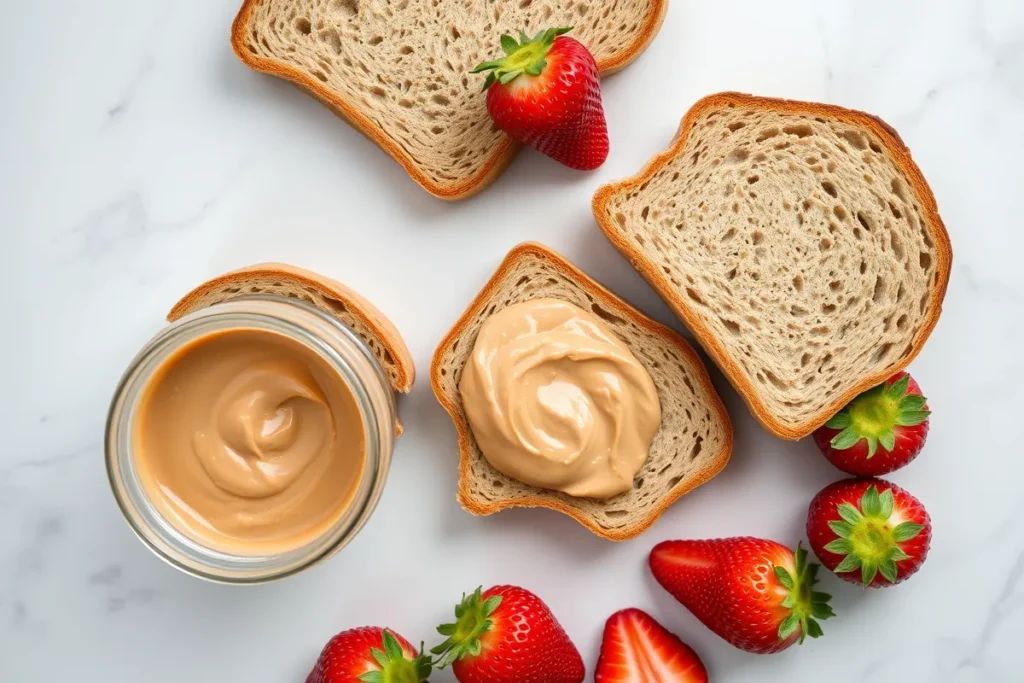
[2,0,1022,680]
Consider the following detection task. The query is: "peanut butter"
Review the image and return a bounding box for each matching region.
[132,328,366,554]
[459,298,661,499]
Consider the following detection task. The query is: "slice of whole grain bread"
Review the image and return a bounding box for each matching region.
[431,242,732,540]
[593,93,952,440]
[168,262,414,395]
[231,0,667,199]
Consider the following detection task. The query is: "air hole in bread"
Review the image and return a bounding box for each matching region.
[839,130,868,150]
[333,0,358,15]
[821,180,838,198]
[667,475,683,489]
[728,121,746,132]
[869,140,883,154]
[822,303,836,314]
[819,238,832,252]
[834,205,847,221]
[756,128,779,143]
[792,274,804,292]
[811,326,830,336]
[829,280,842,291]
[872,342,893,363]
[641,206,650,220]
[872,276,886,303]
[686,288,706,307]
[752,230,764,245]
[295,17,312,34]
[370,86,387,98]
[323,296,348,314]
[591,303,627,326]
[889,202,903,219]
[728,148,749,163]
[747,174,760,184]
[919,252,932,270]
[858,212,874,231]
[783,124,813,138]
[720,318,741,335]
[791,305,808,317]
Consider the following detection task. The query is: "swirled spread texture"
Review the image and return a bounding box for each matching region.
[459,298,661,499]
[133,329,366,553]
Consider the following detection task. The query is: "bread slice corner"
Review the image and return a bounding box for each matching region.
[168,263,415,398]
[431,242,733,540]
[230,0,668,199]
[593,92,952,439]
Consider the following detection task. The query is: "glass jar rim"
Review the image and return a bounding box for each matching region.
[105,296,396,583]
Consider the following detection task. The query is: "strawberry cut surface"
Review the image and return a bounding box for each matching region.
[595,608,707,683]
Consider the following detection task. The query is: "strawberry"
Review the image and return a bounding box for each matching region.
[807,478,931,587]
[472,28,608,170]
[431,585,584,683]
[813,371,930,476]
[649,538,834,654]
[595,608,708,683]
[306,627,431,683]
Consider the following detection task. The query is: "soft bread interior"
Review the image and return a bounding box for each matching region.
[595,95,950,437]
[168,264,414,393]
[432,243,732,540]
[233,0,665,197]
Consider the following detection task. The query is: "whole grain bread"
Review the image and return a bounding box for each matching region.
[168,262,415,395]
[231,0,667,199]
[431,242,732,540]
[593,93,952,440]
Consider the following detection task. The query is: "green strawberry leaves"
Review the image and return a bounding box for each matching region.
[472,27,573,90]
[357,631,432,683]
[431,587,504,668]
[774,544,834,644]
[825,375,930,457]
[825,485,923,585]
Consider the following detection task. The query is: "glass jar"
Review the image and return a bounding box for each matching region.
[105,296,397,583]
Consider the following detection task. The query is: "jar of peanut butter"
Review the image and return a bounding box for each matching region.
[105,265,413,583]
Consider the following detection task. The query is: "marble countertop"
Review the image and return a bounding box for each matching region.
[3,0,1022,680]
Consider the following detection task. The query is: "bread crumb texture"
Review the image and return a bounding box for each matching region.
[235,0,663,196]
[179,276,405,389]
[432,244,732,539]
[596,97,950,435]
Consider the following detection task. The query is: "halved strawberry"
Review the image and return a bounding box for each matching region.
[595,609,707,683]
[472,28,608,170]
[807,478,931,587]
[813,372,930,476]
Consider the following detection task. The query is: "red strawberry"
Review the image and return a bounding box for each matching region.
[306,627,430,683]
[813,371,930,476]
[649,538,834,654]
[431,585,584,683]
[472,28,608,170]
[807,478,931,588]
[595,608,708,683]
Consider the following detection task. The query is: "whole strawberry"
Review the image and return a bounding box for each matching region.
[813,372,930,476]
[472,28,608,170]
[431,585,584,683]
[306,627,430,683]
[596,608,708,683]
[650,538,834,654]
[807,478,931,587]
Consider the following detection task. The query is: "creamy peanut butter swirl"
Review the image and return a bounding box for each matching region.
[133,329,366,553]
[460,298,661,499]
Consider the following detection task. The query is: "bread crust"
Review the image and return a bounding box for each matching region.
[230,0,669,200]
[168,262,415,393]
[593,92,953,440]
[430,242,733,540]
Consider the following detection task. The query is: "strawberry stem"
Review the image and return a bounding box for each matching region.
[357,632,432,683]
[825,374,930,458]
[824,485,923,584]
[471,27,573,90]
[430,587,503,668]
[774,543,834,643]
